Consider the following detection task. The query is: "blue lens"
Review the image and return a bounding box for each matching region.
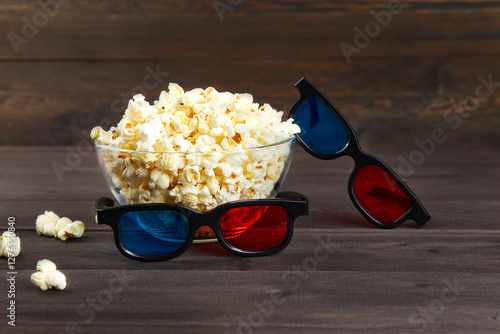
[120,210,190,256]
[293,96,349,154]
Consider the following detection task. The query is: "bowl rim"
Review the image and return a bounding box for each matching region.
[93,135,295,155]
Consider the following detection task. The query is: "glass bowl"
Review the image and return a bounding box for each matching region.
[94,136,296,240]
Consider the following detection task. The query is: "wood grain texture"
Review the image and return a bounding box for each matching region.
[1,0,500,60]
[0,58,442,145]
[1,58,500,146]
[4,271,500,333]
[1,146,499,231]
[1,2,500,332]
[9,230,500,273]
[1,1,500,146]
[1,146,500,333]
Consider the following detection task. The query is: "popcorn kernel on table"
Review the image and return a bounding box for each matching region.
[36,212,85,241]
[0,231,21,257]
[31,259,67,291]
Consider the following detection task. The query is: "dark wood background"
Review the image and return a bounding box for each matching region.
[1,2,500,333]
[1,0,499,147]
[2,146,500,334]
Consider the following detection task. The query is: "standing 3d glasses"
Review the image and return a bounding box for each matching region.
[289,77,430,228]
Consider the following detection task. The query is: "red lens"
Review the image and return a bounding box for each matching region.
[220,205,288,251]
[353,165,412,223]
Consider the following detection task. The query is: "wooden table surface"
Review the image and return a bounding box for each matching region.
[1,145,499,334]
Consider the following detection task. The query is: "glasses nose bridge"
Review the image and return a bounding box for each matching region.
[346,150,381,196]
[187,209,220,230]
[191,210,224,242]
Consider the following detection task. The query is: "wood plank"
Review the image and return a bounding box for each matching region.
[0,59,440,98]
[1,146,499,231]
[4,0,500,18]
[8,226,500,331]
[1,146,499,333]
[3,93,499,146]
[1,1,499,60]
[4,268,500,333]
[0,58,443,145]
[441,57,500,94]
[10,230,500,273]
[3,57,500,146]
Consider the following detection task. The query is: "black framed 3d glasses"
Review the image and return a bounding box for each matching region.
[95,192,308,261]
[289,77,430,228]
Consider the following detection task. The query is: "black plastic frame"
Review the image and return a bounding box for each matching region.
[95,192,308,261]
[289,77,430,228]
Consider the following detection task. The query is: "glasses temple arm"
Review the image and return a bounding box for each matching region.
[276,191,306,201]
[295,76,314,93]
[414,207,431,226]
[95,197,115,210]
[276,191,309,216]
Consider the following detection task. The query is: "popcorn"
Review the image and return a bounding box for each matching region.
[92,83,300,211]
[0,232,21,257]
[31,259,67,291]
[117,119,136,141]
[149,168,170,190]
[36,211,85,241]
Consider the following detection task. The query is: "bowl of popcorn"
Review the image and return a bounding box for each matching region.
[91,83,300,239]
